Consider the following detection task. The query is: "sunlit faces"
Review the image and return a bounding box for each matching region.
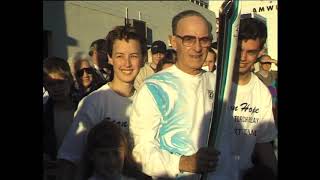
[172,16,210,75]
[78,60,93,88]
[91,147,126,178]
[151,52,165,65]
[237,39,262,75]
[44,72,71,101]
[108,39,142,83]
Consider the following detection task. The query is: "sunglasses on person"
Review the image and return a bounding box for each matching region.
[261,62,271,65]
[175,34,212,48]
[76,67,94,77]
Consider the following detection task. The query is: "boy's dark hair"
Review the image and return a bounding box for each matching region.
[239,18,267,49]
[43,56,73,83]
[105,26,147,59]
[172,10,212,37]
[88,39,107,56]
[84,120,129,179]
[86,120,128,155]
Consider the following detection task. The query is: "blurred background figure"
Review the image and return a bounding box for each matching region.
[156,49,177,72]
[88,39,111,83]
[202,47,217,73]
[255,54,278,87]
[43,56,77,180]
[255,54,278,126]
[68,52,106,104]
[255,55,278,161]
[134,40,167,90]
[43,56,76,160]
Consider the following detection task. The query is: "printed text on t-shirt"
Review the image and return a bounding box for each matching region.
[230,102,259,114]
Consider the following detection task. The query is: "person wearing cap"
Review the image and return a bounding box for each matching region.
[88,39,111,83]
[255,54,278,87]
[134,40,167,90]
[255,54,278,125]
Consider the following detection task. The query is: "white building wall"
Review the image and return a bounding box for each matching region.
[43,1,216,60]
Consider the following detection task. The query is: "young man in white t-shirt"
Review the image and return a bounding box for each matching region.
[130,10,220,179]
[56,26,148,180]
[215,18,278,179]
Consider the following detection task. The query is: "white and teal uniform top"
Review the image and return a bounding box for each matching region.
[130,65,216,179]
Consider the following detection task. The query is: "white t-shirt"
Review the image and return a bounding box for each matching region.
[209,73,277,180]
[58,83,135,163]
[130,65,216,179]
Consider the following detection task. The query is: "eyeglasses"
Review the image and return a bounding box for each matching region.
[175,34,212,48]
[76,67,94,77]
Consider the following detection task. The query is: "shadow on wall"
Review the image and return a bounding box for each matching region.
[43,1,78,60]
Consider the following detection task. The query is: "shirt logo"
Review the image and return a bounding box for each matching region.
[208,90,214,100]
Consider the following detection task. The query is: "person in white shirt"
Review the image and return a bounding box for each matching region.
[130,10,220,179]
[211,18,277,180]
[57,26,148,180]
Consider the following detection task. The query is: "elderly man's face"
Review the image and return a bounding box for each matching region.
[172,16,210,75]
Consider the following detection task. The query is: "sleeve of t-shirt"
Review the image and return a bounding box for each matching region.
[256,90,278,143]
[129,84,181,178]
[57,96,98,164]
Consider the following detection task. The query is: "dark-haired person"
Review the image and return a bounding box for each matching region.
[219,18,278,179]
[85,120,135,180]
[43,57,77,180]
[155,49,177,72]
[134,40,167,90]
[88,39,110,83]
[57,26,148,180]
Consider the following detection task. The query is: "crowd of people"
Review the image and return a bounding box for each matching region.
[43,9,278,180]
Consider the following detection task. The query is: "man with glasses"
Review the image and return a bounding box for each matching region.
[130,10,220,179]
